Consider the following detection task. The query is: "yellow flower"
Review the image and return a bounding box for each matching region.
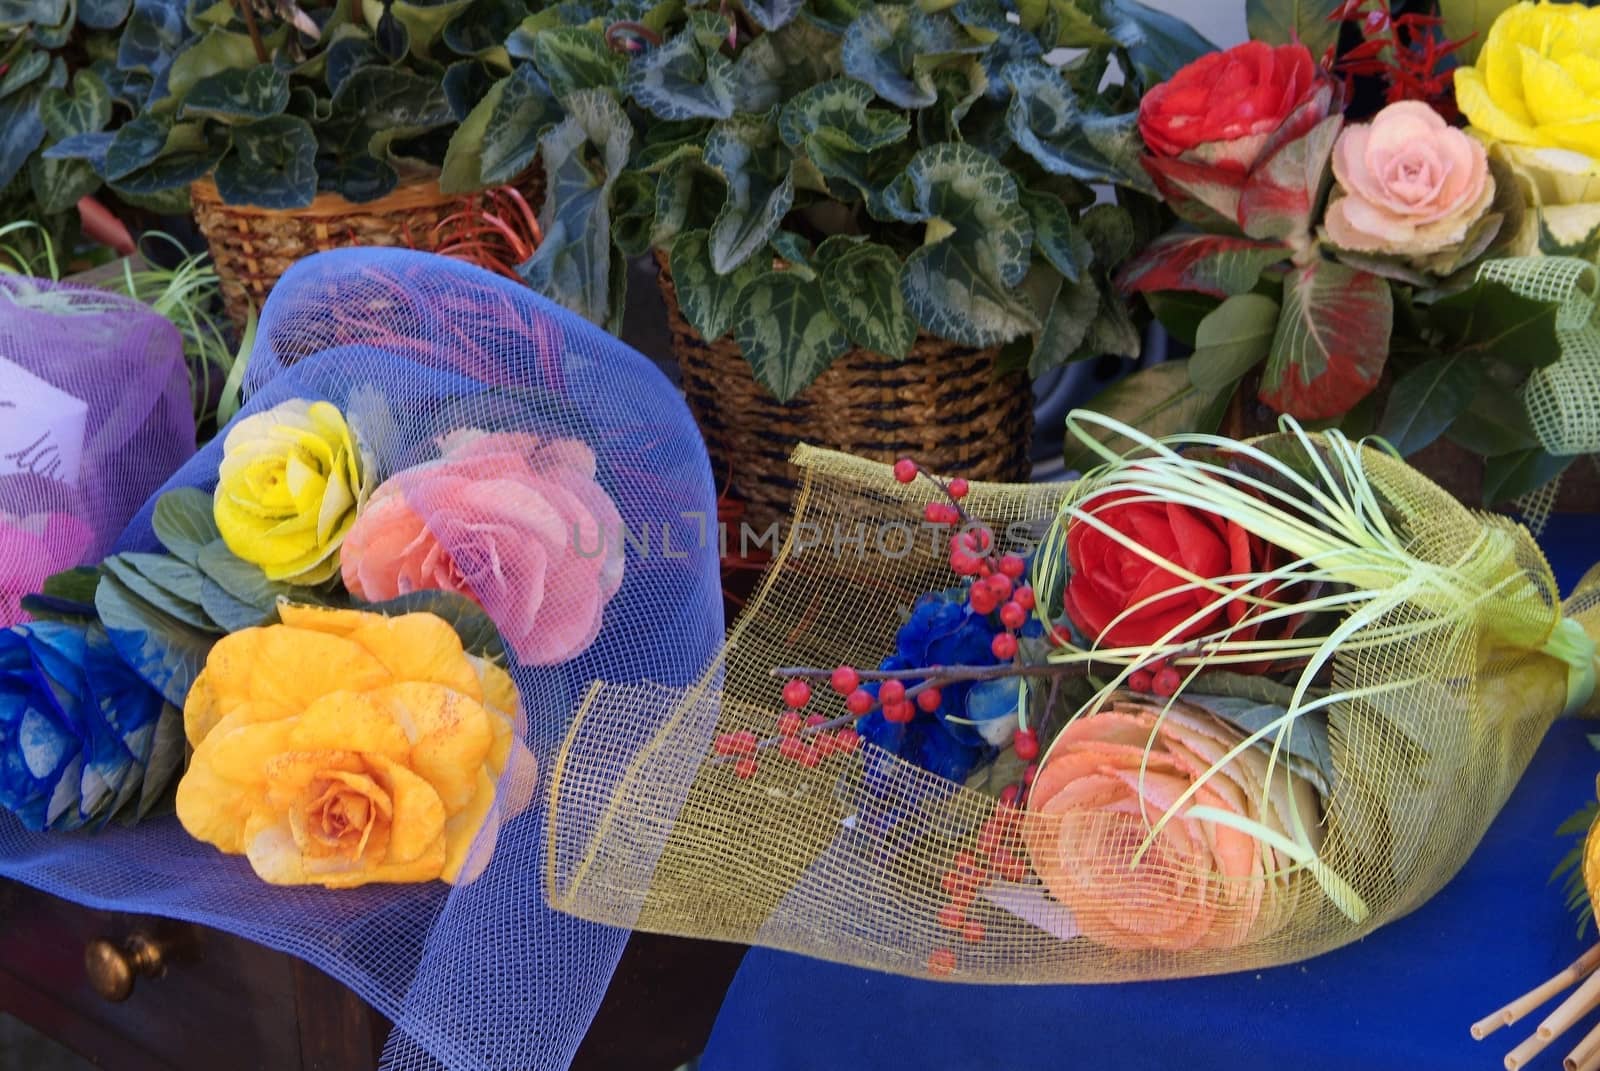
[215,400,373,584]
[176,605,536,889]
[1454,2,1600,248]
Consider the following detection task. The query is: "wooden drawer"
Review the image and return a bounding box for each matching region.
[0,879,385,1071]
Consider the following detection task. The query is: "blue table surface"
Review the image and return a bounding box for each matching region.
[703,514,1600,1071]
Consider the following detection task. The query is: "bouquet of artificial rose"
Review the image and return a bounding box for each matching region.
[545,414,1600,981]
[0,249,723,1071]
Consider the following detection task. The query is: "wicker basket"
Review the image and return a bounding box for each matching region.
[191,168,545,329]
[658,257,1034,532]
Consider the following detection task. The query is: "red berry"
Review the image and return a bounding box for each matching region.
[1013,728,1039,761]
[999,784,1021,807]
[985,573,1013,599]
[814,733,835,757]
[797,743,822,768]
[999,601,1026,630]
[962,919,985,943]
[846,688,874,715]
[949,549,983,576]
[880,679,906,705]
[778,710,803,736]
[991,633,1018,660]
[713,732,743,756]
[884,701,915,724]
[1153,666,1182,697]
[924,502,958,525]
[937,902,965,929]
[927,948,957,976]
[953,851,982,877]
[916,688,942,713]
[806,713,828,728]
[969,584,998,615]
[1022,763,1038,787]
[959,528,991,554]
[778,737,805,761]
[1127,669,1153,693]
[782,679,811,709]
[991,850,1027,883]
[830,665,860,695]
[940,869,972,897]
[716,730,757,756]
[733,756,759,779]
[1014,586,1035,611]
[998,555,1026,579]
[835,727,861,752]
[948,477,970,499]
[894,458,918,483]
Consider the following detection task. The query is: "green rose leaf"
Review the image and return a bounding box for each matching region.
[630,14,738,122]
[1004,61,1148,191]
[1246,0,1343,62]
[102,553,219,634]
[704,111,795,274]
[1376,354,1486,457]
[215,115,318,209]
[733,271,851,401]
[182,65,290,123]
[1188,292,1280,393]
[1144,290,1220,348]
[1446,388,1539,456]
[195,539,302,613]
[892,142,1037,347]
[1116,232,1288,297]
[532,26,626,97]
[520,89,632,326]
[1181,692,1335,793]
[1064,360,1230,472]
[1425,277,1561,369]
[821,241,916,358]
[1260,258,1392,421]
[670,228,761,340]
[731,18,842,111]
[349,590,507,661]
[841,6,985,109]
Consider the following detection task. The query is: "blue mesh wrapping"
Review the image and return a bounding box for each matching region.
[0,250,724,1070]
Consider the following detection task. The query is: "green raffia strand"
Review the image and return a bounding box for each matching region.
[1544,616,1600,715]
[1026,411,1576,924]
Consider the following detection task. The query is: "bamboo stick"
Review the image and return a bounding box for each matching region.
[1475,944,1600,1039]
[1575,1042,1600,1071]
[1567,1019,1600,1071]
[1509,1028,1558,1071]
[1540,970,1600,1043]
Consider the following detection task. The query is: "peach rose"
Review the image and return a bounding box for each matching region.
[1324,101,1497,266]
[1023,694,1320,951]
[341,431,624,666]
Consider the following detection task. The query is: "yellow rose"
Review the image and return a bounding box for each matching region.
[176,605,536,888]
[215,400,373,584]
[1455,2,1600,246]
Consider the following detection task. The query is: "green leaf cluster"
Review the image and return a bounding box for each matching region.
[464,0,1188,398]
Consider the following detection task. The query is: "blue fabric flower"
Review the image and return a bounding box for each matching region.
[0,621,170,831]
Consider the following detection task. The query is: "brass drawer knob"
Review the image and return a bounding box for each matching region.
[85,933,166,1002]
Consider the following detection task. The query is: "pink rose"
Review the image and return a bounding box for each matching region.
[341,431,625,665]
[0,510,95,627]
[1324,100,1496,262]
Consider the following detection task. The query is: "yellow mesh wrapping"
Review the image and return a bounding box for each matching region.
[547,444,1600,982]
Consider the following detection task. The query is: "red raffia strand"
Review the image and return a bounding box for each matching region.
[1472,942,1600,1070]
[1328,0,1474,122]
[421,185,545,282]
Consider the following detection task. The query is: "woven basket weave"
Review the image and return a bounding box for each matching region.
[657,257,1034,532]
[191,168,545,329]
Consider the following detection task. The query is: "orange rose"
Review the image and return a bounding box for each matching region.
[1023,694,1320,951]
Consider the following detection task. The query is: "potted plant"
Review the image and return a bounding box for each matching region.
[44,0,543,325]
[456,0,1206,526]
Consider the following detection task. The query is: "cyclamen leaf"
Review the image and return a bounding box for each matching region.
[0,52,49,99]
[0,86,48,190]
[79,0,131,29]
[1029,269,1101,377]
[733,271,851,401]
[741,0,803,30]
[1116,233,1287,297]
[821,242,916,358]
[1376,354,1484,457]
[29,155,102,214]
[1259,258,1392,421]
[629,19,738,122]
[670,228,760,341]
[119,0,187,76]
[480,64,561,186]
[1003,61,1148,191]
[778,79,911,154]
[841,6,984,109]
[730,18,842,112]
[181,65,290,123]
[704,112,795,275]
[39,70,112,140]
[1020,188,1092,284]
[165,28,262,101]
[532,26,626,97]
[1188,293,1280,393]
[215,115,317,209]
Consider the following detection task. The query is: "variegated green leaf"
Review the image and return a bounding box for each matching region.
[1098,0,1216,87]
[388,0,474,54]
[893,142,1036,346]
[671,228,761,340]
[611,170,657,256]
[28,153,102,214]
[214,115,317,208]
[443,0,526,62]
[704,112,794,274]
[532,26,626,97]
[731,18,842,112]
[821,241,916,358]
[1026,265,1101,375]
[635,119,712,172]
[480,63,560,185]
[0,52,49,100]
[519,90,632,326]
[181,65,290,123]
[733,271,851,401]
[652,151,725,247]
[1020,187,1091,283]
[768,230,815,274]
[917,57,987,144]
[1004,61,1148,191]
[39,70,112,141]
[740,0,803,30]
[778,78,911,153]
[629,14,738,121]
[840,6,985,109]
[1246,0,1342,62]
[1260,258,1391,420]
[166,28,262,101]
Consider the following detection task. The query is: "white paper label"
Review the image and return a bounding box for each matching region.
[0,354,87,487]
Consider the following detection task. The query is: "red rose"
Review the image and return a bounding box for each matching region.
[1139,42,1326,168]
[1063,490,1282,650]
